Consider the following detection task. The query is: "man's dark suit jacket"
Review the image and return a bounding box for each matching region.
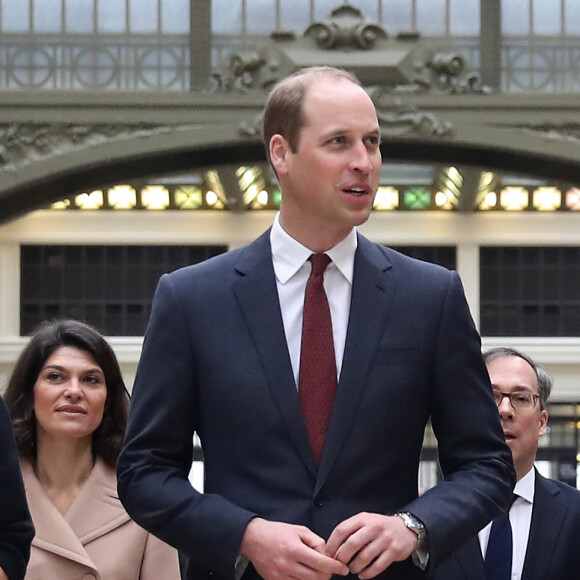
[117,230,515,580]
[0,398,34,580]
[433,470,580,580]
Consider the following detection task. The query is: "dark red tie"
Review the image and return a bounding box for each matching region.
[299,253,337,463]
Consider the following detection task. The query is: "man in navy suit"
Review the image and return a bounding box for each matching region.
[434,347,580,580]
[117,66,515,580]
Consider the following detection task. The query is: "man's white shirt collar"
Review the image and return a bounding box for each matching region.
[270,213,357,284]
[514,466,535,505]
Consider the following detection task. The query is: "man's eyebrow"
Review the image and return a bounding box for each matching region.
[492,385,535,392]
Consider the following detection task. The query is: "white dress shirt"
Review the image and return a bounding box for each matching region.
[270,213,356,385]
[479,467,535,580]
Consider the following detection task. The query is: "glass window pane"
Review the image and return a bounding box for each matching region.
[384,0,413,33]
[212,0,242,34]
[314,0,343,22]
[356,0,379,22]
[98,0,127,33]
[66,0,95,33]
[246,0,275,34]
[533,0,561,35]
[280,0,312,32]
[416,0,446,35]
[130,0,159,33]
[2,0,30,32]
[162,0,189,33]
[450,0,479,35]
[565,0,580,35]
[33,0,62,32]
[502,0,530,35]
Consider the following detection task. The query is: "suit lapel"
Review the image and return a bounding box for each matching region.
[233,230,317,476]
[521,472,567,580]
[66,459,131,544]
[21,460,99,572]
[316,236,394,490]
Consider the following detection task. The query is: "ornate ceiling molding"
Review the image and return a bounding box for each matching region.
[493,122,580,145]
[238,102,454,140]
[0,123,178,173]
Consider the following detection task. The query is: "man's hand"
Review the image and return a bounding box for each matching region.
[240,518,349,580]
[325,513,418,579]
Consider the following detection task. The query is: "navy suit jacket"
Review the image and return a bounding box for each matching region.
[118,230,515,580]
[432,470,580,580]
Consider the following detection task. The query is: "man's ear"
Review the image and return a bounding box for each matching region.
[269,134,290,176]
[538,409,549,438]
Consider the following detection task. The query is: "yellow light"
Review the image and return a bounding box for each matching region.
[51,199,70,210]
[174,186,202,209]
[108,185,136,209]
[435,191,449,207]
[257,190,269,206]
[75,190,103,210]
[206,190,218,206]
[478,191,497,210]
[142,185,170,210]
[533,187,560,211]
[500,186,528,211]
[373,186,398,210]
[566,188,580,211]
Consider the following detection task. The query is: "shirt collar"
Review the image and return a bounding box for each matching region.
[514,466,535,505]
[270,213,357,284]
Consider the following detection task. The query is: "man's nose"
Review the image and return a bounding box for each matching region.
[497,395,514,419]
[349,141,373,173]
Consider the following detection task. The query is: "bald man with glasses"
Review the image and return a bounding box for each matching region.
[434,347,580,580]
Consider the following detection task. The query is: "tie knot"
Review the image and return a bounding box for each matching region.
[309,253,331,276]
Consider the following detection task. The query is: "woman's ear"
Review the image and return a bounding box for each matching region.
[269,134,290,176]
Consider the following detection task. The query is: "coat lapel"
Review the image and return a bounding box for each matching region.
[316,235,394,490]
[66,459,131,544]
[21,460,99,572]
[233,230,317,477]
[521,472,567,580]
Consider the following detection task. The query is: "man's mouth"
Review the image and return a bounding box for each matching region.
[343,187,367,197]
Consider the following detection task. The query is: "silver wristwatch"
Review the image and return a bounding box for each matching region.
[394,512,427,550]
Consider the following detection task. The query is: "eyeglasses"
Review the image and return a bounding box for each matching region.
[493,390,541,411]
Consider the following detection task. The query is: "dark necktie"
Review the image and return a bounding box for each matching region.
[298,253,337,463]
[484,495,517,580]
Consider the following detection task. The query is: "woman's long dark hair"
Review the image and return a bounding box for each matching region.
[4,319,129,468]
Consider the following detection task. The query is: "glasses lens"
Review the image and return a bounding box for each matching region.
[493,391,537,410]
[511,392,533,409]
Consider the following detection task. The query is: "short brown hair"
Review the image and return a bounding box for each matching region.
[262,66,361,162]
[4,319,129,468]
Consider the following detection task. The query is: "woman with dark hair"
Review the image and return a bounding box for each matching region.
[4,319,180,580]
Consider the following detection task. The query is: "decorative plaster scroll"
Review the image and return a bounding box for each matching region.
[239,113,264,138]
[494,123,580,145]
[303,4,388,50]
[0,123,177,173]
[373,100,454,138]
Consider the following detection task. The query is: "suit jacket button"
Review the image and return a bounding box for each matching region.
[314,498,324,507]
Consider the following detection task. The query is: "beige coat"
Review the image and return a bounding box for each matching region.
[21,458,180,580]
